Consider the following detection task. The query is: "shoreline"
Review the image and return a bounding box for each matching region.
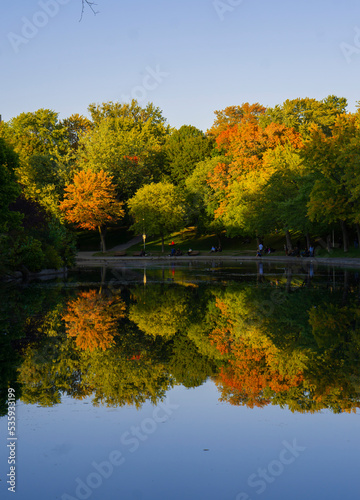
[75,252,360,268]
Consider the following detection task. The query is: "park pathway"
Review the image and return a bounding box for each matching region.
[76,235,142,261]
[109,235,142,252]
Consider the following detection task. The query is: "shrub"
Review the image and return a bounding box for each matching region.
[43,244,63,270]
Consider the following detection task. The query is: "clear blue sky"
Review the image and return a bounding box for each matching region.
[1,0,360,131]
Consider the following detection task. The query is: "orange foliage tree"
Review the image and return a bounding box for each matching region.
[206,103,303,236]
[63,290,126,351]
[60,169,124,252]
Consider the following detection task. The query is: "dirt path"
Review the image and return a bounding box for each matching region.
[76,235,142,261]
[109,235,142,252]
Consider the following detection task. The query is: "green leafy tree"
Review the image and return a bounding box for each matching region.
[0,109,75,216]
[261,95,348,138]
[78,101,170,203]
[252,144,327,249]
[185,156,227,240]
[0,137,21,233]
[128,182,186,252]
[303,114,360,251]
[164,125,215,185]
[61,113,93,151]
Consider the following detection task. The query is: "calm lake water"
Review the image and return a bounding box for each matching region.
[1,261,359,500]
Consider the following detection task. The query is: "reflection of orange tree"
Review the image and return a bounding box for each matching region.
[210,296,304,408]
[17,305,93,406]
[63,290,126,351]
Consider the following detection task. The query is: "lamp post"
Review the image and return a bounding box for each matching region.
[142,218,146,251]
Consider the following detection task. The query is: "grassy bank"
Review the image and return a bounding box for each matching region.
[122,228,285,257]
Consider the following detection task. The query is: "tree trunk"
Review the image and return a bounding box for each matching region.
[305,232,310,250]
[98,226,106,253]
[285,230,293,252]
[356,223,360,247]
[340,220,349,252]
[161,234,165,253]
[326,234,331,252]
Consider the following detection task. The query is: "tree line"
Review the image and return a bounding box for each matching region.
[0,95,359,273]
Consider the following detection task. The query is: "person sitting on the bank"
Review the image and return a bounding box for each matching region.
[301,248,310,257]
[210,246,216,252]
[187,248,193,255]
[217,245,222,252]
[290,247,300,257]
[170,247,176,256]
[175,248,182,256]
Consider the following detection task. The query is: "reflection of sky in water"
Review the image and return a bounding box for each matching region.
[0,382,359,500]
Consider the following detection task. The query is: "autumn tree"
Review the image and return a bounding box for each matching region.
[60,169,124,252]
[206,103,303,238]
[207,103,266,139]
[128,182,186,252]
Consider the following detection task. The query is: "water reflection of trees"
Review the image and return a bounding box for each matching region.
[63,289,126,351]
[210,285,360,413]
[1,270,360,414]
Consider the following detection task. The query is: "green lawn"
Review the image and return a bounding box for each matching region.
[128,228,286,256]
[314,246,360,259]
